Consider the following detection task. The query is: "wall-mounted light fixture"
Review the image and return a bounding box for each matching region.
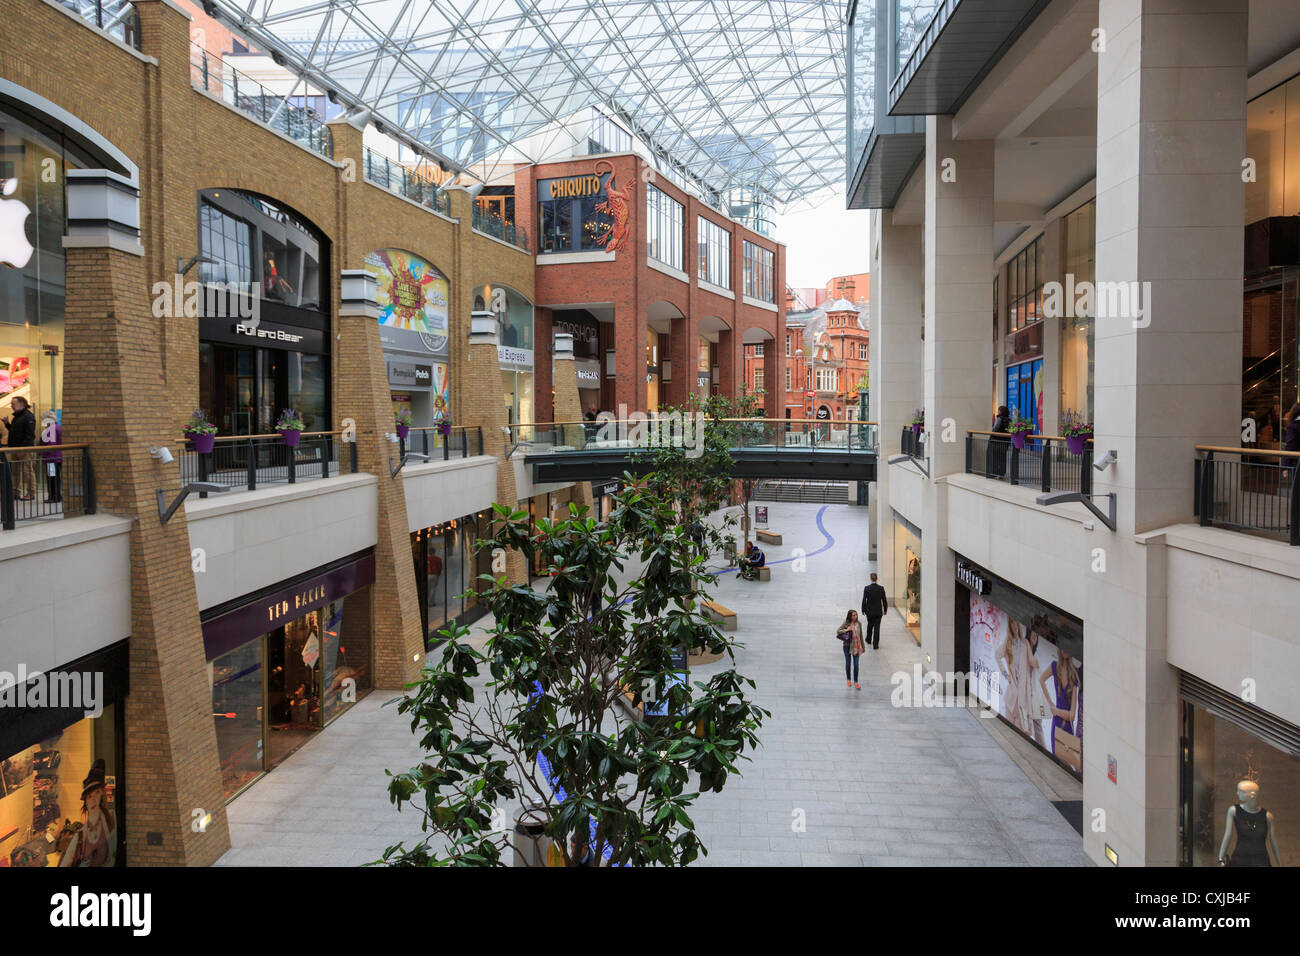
[605,349,617,378]
[711,365,720,385]
[661,359,673,383]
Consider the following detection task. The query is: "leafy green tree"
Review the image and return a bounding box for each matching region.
[378,481,768,867]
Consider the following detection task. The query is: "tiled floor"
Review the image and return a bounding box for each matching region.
[216,501,1085,867]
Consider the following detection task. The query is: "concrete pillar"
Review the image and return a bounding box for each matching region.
[1086,0,1247,867]
[336,270,426,689]
[62,171,230,865]
[870,212,923,601]
[921,116,995,674]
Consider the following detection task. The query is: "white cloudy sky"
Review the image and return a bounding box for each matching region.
[772,190,872,289]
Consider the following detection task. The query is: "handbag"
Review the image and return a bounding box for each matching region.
[1054,725,1083,773]
[836,626,851,643]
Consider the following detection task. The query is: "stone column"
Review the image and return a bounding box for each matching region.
[870,212,924,600]
[921,116,995,674]
[552,333,594,512]
[62,171,229,865]
[1085,0,1247,867]
[336,270,426,688]
[459,312,529,585]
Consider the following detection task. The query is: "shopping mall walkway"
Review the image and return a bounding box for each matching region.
[215,502,1084,867]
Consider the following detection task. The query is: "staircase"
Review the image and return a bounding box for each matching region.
[752,479,852,504]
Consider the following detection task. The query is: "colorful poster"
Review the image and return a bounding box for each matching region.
[430,362,450,419]
[364,249,449,355]
[970,592,1083,775]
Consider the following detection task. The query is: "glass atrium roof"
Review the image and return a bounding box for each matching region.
[207,0,847,206]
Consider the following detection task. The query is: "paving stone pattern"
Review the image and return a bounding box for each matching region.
[217,502,1084,867]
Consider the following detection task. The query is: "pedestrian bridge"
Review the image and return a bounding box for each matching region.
[509,419,878,484]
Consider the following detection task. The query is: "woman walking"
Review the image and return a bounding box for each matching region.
[837,609,865,690]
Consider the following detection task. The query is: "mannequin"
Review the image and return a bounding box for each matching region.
[1218,780,1280,866]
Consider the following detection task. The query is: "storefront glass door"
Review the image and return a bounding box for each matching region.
[267,613,325,767]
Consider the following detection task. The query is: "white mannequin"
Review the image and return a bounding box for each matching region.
[1217,780,1280,866]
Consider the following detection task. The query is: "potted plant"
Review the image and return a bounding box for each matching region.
[395,408,412,441]
[183,409,218,455]
[436,415,452,438]
[1008,413,1034,450]
[276,408,305,447]
[910,409,924,436]
[1061,410,1093,455]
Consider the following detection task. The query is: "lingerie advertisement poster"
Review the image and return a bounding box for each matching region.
[969,591,1083,776]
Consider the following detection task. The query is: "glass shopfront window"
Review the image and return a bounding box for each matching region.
[412,513,493,643]
[892,515,921,644]
[0,106,95,431]
[537,171,615,253]
[743,240,775,303]
[204,557,374,803]
[1060,199,1095,427]
[962,561,1084,777]
[1242,75,1300,444]
[1,709,121,867]
[647,184,684,270]
[697,216,731,289]
[197,189,331,436]
[1182,700,1297,867]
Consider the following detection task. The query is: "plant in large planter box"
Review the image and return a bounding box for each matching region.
[395,407,412,441]
[183,408,218,454]
[378,400,767,867]
[276,408,305,447]
[1007,413,1034,450]
[1060,409,1093,455]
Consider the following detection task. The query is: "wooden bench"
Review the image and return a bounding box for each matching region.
[701,599,737,631]
[755,566,771,582]
[755,529,782,545]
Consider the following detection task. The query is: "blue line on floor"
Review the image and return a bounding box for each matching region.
[712,504,835,576]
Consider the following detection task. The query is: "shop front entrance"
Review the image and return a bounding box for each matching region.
[203,553,375,801]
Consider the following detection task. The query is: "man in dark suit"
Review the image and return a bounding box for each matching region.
[861,572,887,649]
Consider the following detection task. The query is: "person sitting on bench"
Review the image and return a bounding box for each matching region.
[738,540,766,581]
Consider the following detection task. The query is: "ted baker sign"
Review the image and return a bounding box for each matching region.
[267,583,328,625]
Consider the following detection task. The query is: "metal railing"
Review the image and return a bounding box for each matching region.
[507,418,878,453]
[177,432,355,493]
[0,445,95,531]
[363,149,451,216]
[901,426,923,458]
[398,426,483,461]
[1194,446,1300,545]
[190,46,333,158]
[965,431,1093,495]
[472,205,530,252]
[60,0,140,50]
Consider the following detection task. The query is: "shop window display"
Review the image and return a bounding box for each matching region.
[891,517,921,644]
[0,709,120,867]
[0,105,92,431]
[412,514,492,643]
[968,591,1083,775]
[1184,702,1297,867]
[209,592,370,802]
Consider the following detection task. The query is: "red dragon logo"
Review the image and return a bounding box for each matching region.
[593,159,632,254]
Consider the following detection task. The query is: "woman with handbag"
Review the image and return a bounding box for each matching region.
[837,609,865,690]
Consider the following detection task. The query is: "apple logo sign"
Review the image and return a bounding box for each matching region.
[0,179,35,269]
